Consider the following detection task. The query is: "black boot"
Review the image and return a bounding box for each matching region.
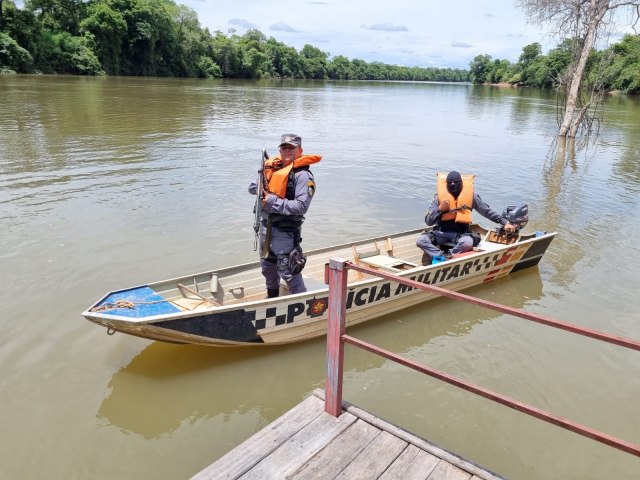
[421,252,431,266]
[267,288,279,299]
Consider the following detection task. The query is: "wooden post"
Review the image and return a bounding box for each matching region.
[325,258,349,417]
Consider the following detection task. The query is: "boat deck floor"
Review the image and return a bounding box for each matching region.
[191,389,504,480]
[168,239,509,313]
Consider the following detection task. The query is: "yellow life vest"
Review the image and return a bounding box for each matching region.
[265,154,322,198]
[436,172,475,223]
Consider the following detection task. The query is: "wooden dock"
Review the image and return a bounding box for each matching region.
[191,389,504,480]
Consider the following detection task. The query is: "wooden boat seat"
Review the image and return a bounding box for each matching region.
[172,297,212,311]
[177,283,221,307]
[359,254,417,272]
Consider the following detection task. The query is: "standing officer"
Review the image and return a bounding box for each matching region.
[249,134,322,297]
[417,171,516,264]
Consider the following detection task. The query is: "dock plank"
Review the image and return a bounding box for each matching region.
[240,401,357,479]
[289,418,381,479]
[191,395,323,480]
[427,461,472,480]
[379,444,440,479]
[192,390,506,480]
[334,430,407,479]
[339,398,504,480]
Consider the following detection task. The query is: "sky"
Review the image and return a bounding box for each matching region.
[181,0,554,69]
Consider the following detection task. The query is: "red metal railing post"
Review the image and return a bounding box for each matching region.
[325,258,349,417]
[324,259,640,457]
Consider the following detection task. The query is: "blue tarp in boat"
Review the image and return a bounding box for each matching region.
[96,286,180,318]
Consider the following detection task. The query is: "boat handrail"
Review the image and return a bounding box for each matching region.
[324,258,640,458]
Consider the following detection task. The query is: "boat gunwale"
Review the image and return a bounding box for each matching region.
[82,227,557,325]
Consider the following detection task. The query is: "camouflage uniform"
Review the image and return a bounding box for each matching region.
[249,135,316,295]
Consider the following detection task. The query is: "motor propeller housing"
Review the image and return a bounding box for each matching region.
[502,203,528,230]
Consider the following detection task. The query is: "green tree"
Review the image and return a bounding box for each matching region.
[603,34,640,94]
[241,46,268,78]
[469,54,492,83]
[263,37,303,78]
[25,0,86,35]
[517,42,541,84]
[195,55,221,78]
[349,58,368,80]
[544,38,575,87]
[0,31,34,72]
[365,61,387,80]
[487,58,513,83]
[1,1,41,61]
[238,29,271,77]
[210,30,242,77]
[327,55,350,79]
[35,30,102,74]
[519,42,541,65]
[80,1,127,74]
[121,0,175,76]
[300,44,328,79]
[166,3,212,77]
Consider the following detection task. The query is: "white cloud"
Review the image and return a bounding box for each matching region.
[270,22,300,33]
[361,23,408,32]
[229,18,258,29]
[181,0,554,68]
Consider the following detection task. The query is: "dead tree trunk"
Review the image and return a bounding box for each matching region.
[517,0,640,138]
[558,1,609,138]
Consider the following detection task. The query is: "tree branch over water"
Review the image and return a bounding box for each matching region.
[515,0,640,138]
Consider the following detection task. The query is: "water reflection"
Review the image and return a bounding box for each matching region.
[98,270,543,439]
[355,269,544,355]
[98,337,330,439]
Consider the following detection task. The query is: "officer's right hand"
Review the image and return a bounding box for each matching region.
[438,199,450,212]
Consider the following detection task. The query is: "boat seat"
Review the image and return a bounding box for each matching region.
[359,254,417,272]
[302,276,328,292]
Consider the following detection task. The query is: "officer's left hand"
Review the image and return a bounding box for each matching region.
[504,222,516,234]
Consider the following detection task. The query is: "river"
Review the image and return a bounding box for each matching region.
[1,75,639,479]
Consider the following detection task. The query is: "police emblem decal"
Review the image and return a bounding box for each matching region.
[307,297,328,317]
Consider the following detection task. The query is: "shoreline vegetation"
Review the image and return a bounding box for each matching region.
[1,1,638,95]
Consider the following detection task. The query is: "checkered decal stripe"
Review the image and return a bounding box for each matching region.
[254,306,287,330]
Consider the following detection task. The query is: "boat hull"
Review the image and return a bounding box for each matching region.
[83,227,555,346]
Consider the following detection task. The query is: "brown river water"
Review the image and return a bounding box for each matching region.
[1,75,639,479]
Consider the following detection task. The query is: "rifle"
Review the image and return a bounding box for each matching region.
[262,213,273,259]
[253,149,269,254]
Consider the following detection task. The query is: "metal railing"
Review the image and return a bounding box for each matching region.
[324,258,640,457]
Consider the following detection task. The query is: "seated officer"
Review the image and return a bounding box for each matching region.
[416,171,515,264]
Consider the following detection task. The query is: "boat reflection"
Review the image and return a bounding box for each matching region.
[97,269,544,439]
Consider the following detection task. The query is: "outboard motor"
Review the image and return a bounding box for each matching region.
[501,203,528,232]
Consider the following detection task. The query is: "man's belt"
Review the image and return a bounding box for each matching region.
[261,218,302,231]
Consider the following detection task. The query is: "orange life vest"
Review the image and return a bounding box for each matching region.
[436,172,475,223]
[265,154,322,198]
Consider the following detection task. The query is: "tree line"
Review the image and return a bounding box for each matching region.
[470,34,640,95]
[0,0,467,81]
[1,0,638,97]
